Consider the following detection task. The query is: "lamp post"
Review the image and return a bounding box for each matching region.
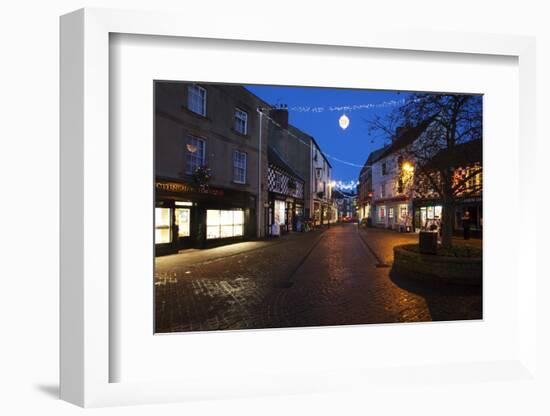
[401,161,414,232]
[257,107,264,238]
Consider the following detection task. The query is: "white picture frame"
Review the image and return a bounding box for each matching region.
[60,8,537,408]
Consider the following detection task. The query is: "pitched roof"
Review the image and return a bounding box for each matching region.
[424,139,482,170]
[268,146,305,181]
[377,116,437,161]
[360,145,388,174]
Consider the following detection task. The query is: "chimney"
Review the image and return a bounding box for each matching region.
[269,106,289,129]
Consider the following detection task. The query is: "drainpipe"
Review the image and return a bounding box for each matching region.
[257,107,263,238]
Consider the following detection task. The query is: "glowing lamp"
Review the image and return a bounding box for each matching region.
[339,114,350,130]
[402,162,414,173]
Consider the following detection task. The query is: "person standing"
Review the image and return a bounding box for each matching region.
[462,210,471,240]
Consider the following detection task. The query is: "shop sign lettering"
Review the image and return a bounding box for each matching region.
[156,181,224,196]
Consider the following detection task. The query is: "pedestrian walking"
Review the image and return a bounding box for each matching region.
[462,210,471,240]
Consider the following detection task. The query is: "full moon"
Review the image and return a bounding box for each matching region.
[339,114,350,130]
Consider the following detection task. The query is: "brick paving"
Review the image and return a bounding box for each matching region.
[155,224,482,333]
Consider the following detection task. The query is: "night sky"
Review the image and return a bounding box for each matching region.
[246,85,409,191]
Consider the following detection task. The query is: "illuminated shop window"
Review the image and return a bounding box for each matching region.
[274,200,286,225]
[399,204,408,219]
[378,206,386,221]
[155,208,171,244]
[427,206,435,220]
[388,207,394,219]
[206,209,244,239]
[175,208,190,237]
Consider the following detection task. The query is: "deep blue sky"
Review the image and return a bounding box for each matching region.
[246,85,409,191]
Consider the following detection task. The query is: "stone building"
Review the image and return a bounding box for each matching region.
[154,82,268,255]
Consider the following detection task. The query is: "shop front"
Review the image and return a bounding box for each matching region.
[155,178,256,256]
[266,157,305,235]
[413,203,443,232]
[373,196,412,231]
[268,196,303,233]
[413,197,482,237]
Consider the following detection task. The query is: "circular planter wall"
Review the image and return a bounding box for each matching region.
[393,245,482,286]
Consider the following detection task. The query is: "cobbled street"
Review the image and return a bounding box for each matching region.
[155,224,482,332]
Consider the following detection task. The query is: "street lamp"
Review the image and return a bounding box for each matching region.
[400,161,414,233]
[402,161,414,173]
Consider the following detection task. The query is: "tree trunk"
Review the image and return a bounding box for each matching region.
[441,199,454,248]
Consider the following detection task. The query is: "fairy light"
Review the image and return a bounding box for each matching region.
[289,97,418,113]
[333,180,360,191]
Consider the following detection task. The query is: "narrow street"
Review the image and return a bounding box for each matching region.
[155,224,482,333]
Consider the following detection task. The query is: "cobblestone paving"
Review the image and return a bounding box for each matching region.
[155,224,482,333]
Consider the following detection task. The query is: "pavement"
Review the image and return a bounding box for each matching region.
[155,223,482,333]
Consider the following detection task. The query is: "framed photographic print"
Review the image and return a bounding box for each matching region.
[60,7,538,408]
[152,80,483,334]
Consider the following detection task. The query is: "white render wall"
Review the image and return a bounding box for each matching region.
[371,152,414,228]
[310,143,332,202]
[372,153,400,201]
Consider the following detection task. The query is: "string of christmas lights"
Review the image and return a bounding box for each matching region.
[259,110,369,190]
[332,180,360,191]
[287,97,417,113]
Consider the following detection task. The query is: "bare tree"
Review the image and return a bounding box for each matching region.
[369,93,482,248]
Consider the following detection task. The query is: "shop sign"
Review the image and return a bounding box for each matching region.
[156,181,224,196]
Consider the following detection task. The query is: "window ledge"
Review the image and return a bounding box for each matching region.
[231,128,250,138]
[181,106,210,121]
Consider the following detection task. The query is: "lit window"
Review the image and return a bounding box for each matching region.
[206,209,244,239]
[155,208,171,244]
[274,200,286,225]
[233,151,247,184]
[427,206,435,219]
[388,207,394,219]
[187,85,207,116]
[175,208,190,237]
[234,108,248,134]
[378,206,386,221]
[185,135,205,175]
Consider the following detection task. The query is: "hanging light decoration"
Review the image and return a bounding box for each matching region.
[339,114,350,130]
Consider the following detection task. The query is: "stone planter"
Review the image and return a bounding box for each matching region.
[393,245,482,286]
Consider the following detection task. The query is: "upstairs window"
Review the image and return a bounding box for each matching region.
[234,108,248,135]
[187,85,207,116]
[185,135,205,175]
[233,150,247,184]
[382,162,387,175]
